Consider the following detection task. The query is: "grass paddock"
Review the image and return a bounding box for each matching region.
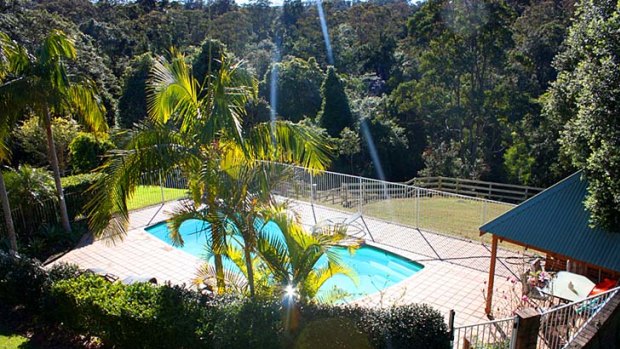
[127,186,187,211]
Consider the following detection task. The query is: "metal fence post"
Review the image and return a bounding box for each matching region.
[358,177,363,214]
[159,172,165,204]
[482,200,487,225]
[415,187,420,228]
[510,316,519,349]
[309,172,314,204]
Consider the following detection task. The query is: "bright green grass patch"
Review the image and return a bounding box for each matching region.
[127,185,187,211]
[363,197,512,243]
[0,325,35,349]
[313,196,513,244]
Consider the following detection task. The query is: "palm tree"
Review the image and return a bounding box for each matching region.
[2,30,107,233]
[191,201,358,302]
[0,31,28,254]
[169,162,291,297]
[86,50,332,293]
[256,204,358,301]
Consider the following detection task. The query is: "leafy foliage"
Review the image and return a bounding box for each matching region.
[317,67,353,137]
[68,132,114,174]
[13,117,81,175]
[543,0,620,230]
[117,53,154,128]
[61,172,102,219]
[261,57,324,122]
[0,251,49,312]
[0,0,588,188]
[0,256,450,349]
[3,165,56,208]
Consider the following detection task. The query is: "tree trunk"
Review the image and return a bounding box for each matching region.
[44,105,71,233]
[214,253,226,293]
[244,245,256,298]
[0,171,17,255]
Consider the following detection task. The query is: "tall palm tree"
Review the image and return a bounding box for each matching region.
[86,50,332,293]
[2,30,107,233]
[0,32,28,254]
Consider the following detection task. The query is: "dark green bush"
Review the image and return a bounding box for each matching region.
[297,303,450,349]
[68,133,114,174]
[0,251,48,312]
[19,223,80,260]
[61,173,102,220]
[205,297,283,349]
[2,263,449,349]
[51,274,207,349]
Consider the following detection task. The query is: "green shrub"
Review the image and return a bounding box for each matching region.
[297,303,450,349]
[382,304,450,349]
[20,223,83,260]
[68,133,114,174]
[61,173,102,219]
[206,297,283,349]
[0,252,48,312]
[3,165,56,208]
[13,117,81,175]
[0,254,83,314]
[50,274,207,348]
[3,264,449,349]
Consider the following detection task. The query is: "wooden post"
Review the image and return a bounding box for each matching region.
[514,308,540,349]
[485,235,498,315]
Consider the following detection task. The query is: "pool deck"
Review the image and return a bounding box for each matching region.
[52,199,522,326]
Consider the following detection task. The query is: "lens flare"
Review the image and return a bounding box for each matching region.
[316,0,334,65]
[269,39,282,145]
[284,284,296,298]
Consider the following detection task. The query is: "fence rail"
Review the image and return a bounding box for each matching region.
[537,285,620,349]
[451,315,517,349]
[407,176,544,203]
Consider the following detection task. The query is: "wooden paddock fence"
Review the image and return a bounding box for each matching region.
[405,177,544,204]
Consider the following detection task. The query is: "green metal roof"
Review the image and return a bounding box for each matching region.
[480,171,620,272]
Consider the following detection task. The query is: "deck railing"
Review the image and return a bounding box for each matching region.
[451,315,517,349]
[537,285,620,349]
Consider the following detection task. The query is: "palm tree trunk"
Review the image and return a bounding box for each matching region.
[214,253,226,293]
[44,105,71,233]
[0,171,17,255]
[244,245,256,298]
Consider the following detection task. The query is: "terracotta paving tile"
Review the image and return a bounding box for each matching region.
[51,199,522,327]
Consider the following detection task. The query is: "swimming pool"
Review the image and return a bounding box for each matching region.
[145,219,423,301]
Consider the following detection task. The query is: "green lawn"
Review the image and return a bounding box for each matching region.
[127,185,188,211]
[0,325,35,349]
[313,195,513,245]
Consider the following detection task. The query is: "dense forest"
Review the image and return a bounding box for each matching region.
[1,0,619,227]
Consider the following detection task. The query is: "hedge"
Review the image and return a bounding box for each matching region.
[1,254,451,349]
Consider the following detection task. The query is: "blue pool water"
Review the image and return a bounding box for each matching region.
[145,219,423,300]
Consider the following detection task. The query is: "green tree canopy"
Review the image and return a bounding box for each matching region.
[261,57,324,122]
[117,53,153,128]
[544,0,620,230]
[317,67,353,137]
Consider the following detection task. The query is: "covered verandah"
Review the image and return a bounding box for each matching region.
[479,171,620,314]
